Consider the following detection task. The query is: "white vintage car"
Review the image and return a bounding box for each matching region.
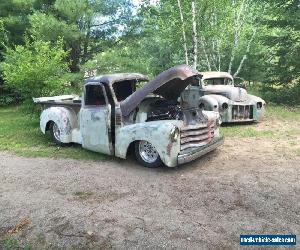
[199,71,266,123]
[34,65,223,168]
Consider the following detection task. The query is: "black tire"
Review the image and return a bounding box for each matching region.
[49,122,66,146]
[134,140,162,168]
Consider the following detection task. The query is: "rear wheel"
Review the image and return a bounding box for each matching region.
[49,122,66,146]
[134,140,162,168]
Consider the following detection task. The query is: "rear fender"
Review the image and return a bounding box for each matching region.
[40,107,78,143]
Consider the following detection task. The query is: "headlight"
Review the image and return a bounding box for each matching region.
[257,102,263,109]
[170,126,180,142]
[222,102,229,110]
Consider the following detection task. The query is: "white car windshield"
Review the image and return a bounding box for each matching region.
[204,77,233,85]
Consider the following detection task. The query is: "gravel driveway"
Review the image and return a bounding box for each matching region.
[0,137,300,249]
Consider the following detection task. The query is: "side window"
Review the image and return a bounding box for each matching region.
[85,84,107,106]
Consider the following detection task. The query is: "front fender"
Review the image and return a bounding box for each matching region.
[40,107,78,143]
[247,94,265,104]
[199,95,219,112]
[247,94,266,121]
[201,94,231,112]
[115,121,181,167]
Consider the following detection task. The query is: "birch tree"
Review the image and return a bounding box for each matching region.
[233,27,257,77]
[191,0,198,69]
[228,0,246,74]
[177,0,189,65]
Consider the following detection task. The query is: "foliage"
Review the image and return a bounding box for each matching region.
[27,0,133,72]
[0,94,19,106]
[260,83,300,105]
[0,0,299,105]
[2,38,69,100]
[255,0,300,104]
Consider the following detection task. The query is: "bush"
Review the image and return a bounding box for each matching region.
[260,82,300,106]
[248,81,300,106]
[1,38,69,101]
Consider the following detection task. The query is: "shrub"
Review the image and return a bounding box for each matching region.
[1,38,69,101]
[260,82,300,106]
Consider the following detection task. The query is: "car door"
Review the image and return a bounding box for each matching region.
[80,82,113,155]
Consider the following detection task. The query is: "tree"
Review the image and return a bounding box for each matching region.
[2,38,69,100]
[28,0,133,73]
[177,0,189,65]
[191,0,198,69]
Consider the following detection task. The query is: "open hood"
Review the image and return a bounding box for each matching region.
[120,65,201,116]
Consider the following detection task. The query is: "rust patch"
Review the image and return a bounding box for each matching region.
[167,142,173,156]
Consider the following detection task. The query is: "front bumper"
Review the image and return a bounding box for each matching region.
[177,136,224,165]
[221,103,265,123]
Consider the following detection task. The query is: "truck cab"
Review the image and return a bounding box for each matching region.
[34,65,224,167]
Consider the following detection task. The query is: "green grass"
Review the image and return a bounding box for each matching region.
[221,126,275,138]
[73,191,93,199]
[265,104,300,121]
[0,237,31,250]
[0,106,110,161]
[220,104,300,138]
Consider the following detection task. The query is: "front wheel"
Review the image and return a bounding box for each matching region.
[134,140,162,168]
[49,122,67,146]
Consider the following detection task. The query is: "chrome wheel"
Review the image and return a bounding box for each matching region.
[138,140,159,163]
[52,123,61,142]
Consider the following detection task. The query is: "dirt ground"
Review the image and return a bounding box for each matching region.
[0,122,300,249]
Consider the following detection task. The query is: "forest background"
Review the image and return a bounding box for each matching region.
[0,0,299,105]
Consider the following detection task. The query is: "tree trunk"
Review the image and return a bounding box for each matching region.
[191,0,198,69]
[228,0,246,74]
[82,29,91,64]
[217,39,221,71]
[199,36,211,71]
[177,0,189,65]
[233,27,257,77]
[69,42,81,73]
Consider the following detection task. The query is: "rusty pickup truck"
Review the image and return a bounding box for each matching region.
[199,71,266,123]
[34,65,224,167]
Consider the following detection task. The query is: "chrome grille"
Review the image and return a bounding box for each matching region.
[180,122,214,151]
[232,105,253,120]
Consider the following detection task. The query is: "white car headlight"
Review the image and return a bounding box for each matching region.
[170,126,180,142]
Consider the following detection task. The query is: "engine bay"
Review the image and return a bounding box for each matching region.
[146,99,183,121]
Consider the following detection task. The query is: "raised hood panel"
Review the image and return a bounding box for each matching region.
[202,85,248,102]
[120,65,201,116]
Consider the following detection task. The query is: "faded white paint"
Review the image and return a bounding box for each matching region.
[39,102,222,167]
[36,69,224,167]
[200,72,266,123]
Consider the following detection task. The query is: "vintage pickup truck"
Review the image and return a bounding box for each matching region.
[199,71,266,123]
[34,65,224,168]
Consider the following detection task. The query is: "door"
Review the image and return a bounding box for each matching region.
[80,82,113,155]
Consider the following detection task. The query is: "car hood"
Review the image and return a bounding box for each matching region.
[202,85,248,102]
[120,65,201,116]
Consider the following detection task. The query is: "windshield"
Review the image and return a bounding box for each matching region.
[203,77,233,85]
[112,80,147,102]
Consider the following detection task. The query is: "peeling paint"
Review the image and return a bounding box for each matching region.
[35,66,224,167]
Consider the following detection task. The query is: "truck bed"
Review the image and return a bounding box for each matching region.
[33,95,82,107]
